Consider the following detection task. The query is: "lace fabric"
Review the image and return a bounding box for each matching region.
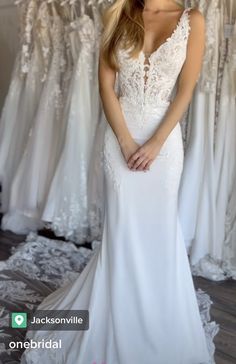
[2,8,67,224]
[180,0,236,282]
[1,1,105,241]
[41,12,100,244]
[196,0,220,93]
[0,233,219,363]
[116,8,191,111]
[103,8,192,192]
[0,2,50,214]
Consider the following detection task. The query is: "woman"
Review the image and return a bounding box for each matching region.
[21,1,212,363]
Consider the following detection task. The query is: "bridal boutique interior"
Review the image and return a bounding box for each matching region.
[0,0,235,363]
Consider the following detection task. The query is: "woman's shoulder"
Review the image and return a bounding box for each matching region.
[185,7,205,54]
[187,7,205,31]
[188,7,205,23]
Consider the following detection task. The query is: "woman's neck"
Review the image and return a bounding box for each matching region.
[144,0,181,12]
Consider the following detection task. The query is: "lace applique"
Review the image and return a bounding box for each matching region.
[0,233,95,360]
[116,8,192,111]
[20,0,38,74]
[41,14,97,244]
[41,12,65,121]
[72,14,95,79]
[154,126,184,194]
[103,8,192,191]
[44,170,102,244]
[37,2,52,82]
[103,125,125,191]
[197,0,219,93]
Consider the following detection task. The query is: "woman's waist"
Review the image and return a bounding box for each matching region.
[119,97,171,140]
[119,96,171,113]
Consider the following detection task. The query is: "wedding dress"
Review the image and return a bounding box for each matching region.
[20,8,217,364]
[180,0,236,281]
[178,1,224,279]
[0,0,48,213]
[42,11,98,243]
[2,5,66,234]
[220,20,236,278]
[43,4,106,244]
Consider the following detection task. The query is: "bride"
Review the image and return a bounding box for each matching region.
[20,0,213,363]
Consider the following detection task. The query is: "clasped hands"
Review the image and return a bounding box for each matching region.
[121,136,163,172]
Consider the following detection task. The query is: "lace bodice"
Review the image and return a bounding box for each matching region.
[116,7,192,111]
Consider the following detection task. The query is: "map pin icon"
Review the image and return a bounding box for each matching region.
[15,315,24,326]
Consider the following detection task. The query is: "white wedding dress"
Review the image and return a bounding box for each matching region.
[20,8,216,364]
[2,6,66,233]
[42,12,98,243]
[178,0,220,266]
[0,0,49,214]
[220,20,236,278]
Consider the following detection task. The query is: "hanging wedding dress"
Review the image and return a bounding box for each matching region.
[220,19,236,278]
[2,4,66,234]
[178,0,227,280]
[0,55,25,212]
[0,0,46,213]
[86,2,106,241]
[20,8,218,364]
[42,6,98,243]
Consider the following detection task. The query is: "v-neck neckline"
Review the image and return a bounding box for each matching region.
[141,7,188,60]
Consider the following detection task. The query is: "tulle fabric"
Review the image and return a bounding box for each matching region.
[2,12,66,233]
[42,14,99,243]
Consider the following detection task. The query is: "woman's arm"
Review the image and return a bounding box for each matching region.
[98,53,140,161]
[127,8,205,171]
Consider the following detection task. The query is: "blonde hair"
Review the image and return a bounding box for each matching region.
[100,0,145,70]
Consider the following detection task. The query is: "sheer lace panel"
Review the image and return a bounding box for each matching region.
[116,7,192,111]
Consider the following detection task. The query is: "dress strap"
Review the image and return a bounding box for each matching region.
[184,7,192,38]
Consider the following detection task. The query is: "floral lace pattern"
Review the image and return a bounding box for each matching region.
[72,14,95,79]
[41,11,98,244]
[103,8,192,192]
[103,125,124,191]
[20,0,38,74]
[116,8,191,111]
[0,233,96,362]
[195,0,220,93]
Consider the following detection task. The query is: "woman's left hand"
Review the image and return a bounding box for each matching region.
[127,136,163,171]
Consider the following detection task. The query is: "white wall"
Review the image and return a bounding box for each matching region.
[0,0,19,111]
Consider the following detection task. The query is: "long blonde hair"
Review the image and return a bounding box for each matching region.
[100,0,145,70]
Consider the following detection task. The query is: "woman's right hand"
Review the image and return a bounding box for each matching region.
[120,138,140,165]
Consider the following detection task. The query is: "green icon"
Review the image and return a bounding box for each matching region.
[11,312,27,328]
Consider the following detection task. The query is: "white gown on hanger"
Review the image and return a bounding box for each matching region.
[87,3,106,242]
[42,13,98,243]
[220,20,236,278]
[0,54,25,212]
[2,6,66,234]
[20,8,217,364]
[178,0,226,280]
[0,0,48,213]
